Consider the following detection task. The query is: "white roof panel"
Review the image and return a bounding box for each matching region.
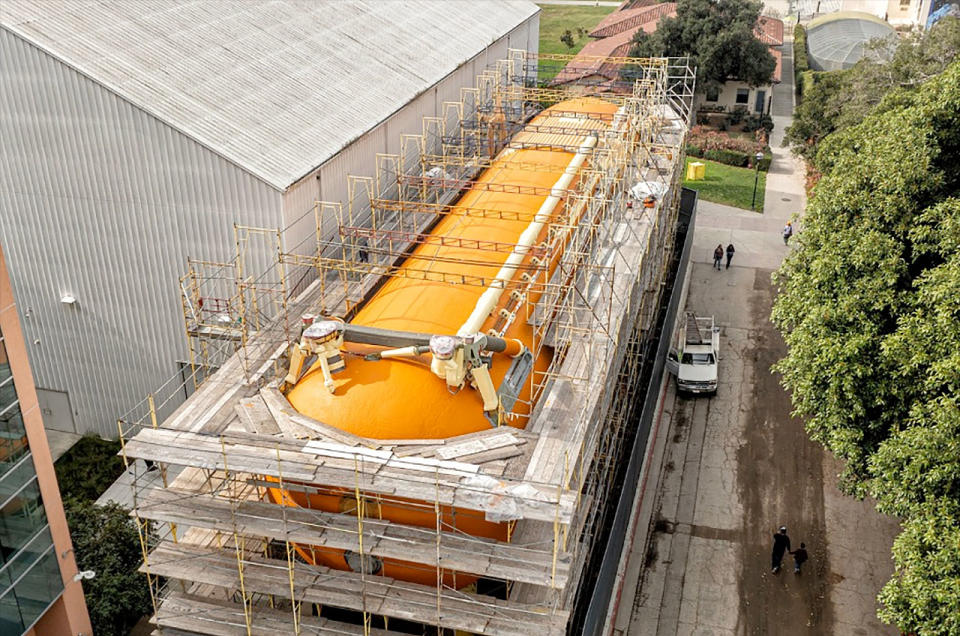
[0,0,538,189]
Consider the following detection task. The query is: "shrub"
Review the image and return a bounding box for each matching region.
[64,498,156,636]
[729,105,748,124]
[801,69,818,96]
[743,113,774,133]
[794,24,810,97]
[704,148,750,167]
[54,434,124,501]
[687,146,772,171]
[757,152,773,171]
[686,126,773,170]
[687,126,759,154]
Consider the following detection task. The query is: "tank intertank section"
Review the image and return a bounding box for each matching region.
[286,97,619,441]
[271,96,618,588]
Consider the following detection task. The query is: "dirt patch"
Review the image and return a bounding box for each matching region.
[735,269,833,635]
[653,518,676,534]
[672,405,689,443]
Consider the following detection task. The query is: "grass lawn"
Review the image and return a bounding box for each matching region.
[682,158,767,212]
[536,4,616,82]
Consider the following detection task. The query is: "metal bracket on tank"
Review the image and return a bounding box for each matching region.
[488,349,534,426]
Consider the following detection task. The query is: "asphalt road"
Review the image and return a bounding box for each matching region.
[610,34,900,636]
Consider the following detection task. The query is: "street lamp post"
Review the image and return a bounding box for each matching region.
[751,151,764,211]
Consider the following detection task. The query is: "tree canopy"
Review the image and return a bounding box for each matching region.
[626,0,776,87]
[786,17,960,168]
[772,60,960,633]
[65,498,155,636]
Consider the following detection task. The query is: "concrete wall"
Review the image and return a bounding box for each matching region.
[700,81,775,115]
[0,27,282,437]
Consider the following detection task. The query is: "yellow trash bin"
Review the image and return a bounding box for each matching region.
[686,161,705,181]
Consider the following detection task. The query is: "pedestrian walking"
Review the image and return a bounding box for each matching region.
[771,526,791,574]
[725,243,735,269]
[782,222,793,245]
[790,542,809,574]
[713,244,723,270]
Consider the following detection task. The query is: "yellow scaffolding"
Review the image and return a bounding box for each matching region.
[123,49,695,636]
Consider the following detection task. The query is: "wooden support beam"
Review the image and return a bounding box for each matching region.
[123,427,576,524]
[155,591,396,635]
[136,487,571,588]
[145,542,569,636]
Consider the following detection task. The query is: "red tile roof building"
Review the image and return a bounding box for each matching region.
[552,3,677,89]
[553,4,784,88]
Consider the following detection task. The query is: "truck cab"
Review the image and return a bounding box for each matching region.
[666,313,719,395]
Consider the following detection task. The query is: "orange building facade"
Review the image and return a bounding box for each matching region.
[0,244,92,635]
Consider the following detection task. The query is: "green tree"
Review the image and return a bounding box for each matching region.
[626,0,775,88]
[54,434,124,501]
[878,499,960,636]
[786,17,960,168]
[782,69,851,164]
[64,498,155,636]
[560,29,576,49]
[772,61,960,632]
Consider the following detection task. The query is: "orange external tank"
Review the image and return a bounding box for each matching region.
[270,97,619,588]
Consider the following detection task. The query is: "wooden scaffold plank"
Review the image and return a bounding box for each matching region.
[123,427,577,524]
[136,487,571,588]
[145,542,570,636]
[155,590,397,635]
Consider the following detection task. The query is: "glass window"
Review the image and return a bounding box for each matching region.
[0,479,49,577]
[0,411,28,482]
[0,537,62,634]
[0,337,12,395]
[0,336,28,480]
[735,88,750,104]
[705,85,719,102]
[0,457,36,513]
[681,352,715,364]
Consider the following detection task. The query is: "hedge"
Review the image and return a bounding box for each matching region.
[54,434,124,501]
[794,24,810,98]
[687,145,772,171]
[800,69,818,97]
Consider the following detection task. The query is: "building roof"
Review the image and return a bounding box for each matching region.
[0,0,538,191]
[588,2,676,38]
[560,4,781,87]
[755,16,785,46]
[806,11,896,71]
[554,3,676,85]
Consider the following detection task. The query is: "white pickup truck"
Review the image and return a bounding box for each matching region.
[666,313,719,395]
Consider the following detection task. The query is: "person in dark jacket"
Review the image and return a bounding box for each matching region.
[725,243,735,269]
[771,526,791,573]
[791,542,809,574]
[713,244,724,270]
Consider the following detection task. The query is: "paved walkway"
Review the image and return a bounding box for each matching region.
[610,39,900,636]
[44,429,82,462]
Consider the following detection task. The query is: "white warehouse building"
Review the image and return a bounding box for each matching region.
[0,0,540,438]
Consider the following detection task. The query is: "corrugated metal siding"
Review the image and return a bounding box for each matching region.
[281,15,540,251]
[0,0,540,190]
[0,28,281,437]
